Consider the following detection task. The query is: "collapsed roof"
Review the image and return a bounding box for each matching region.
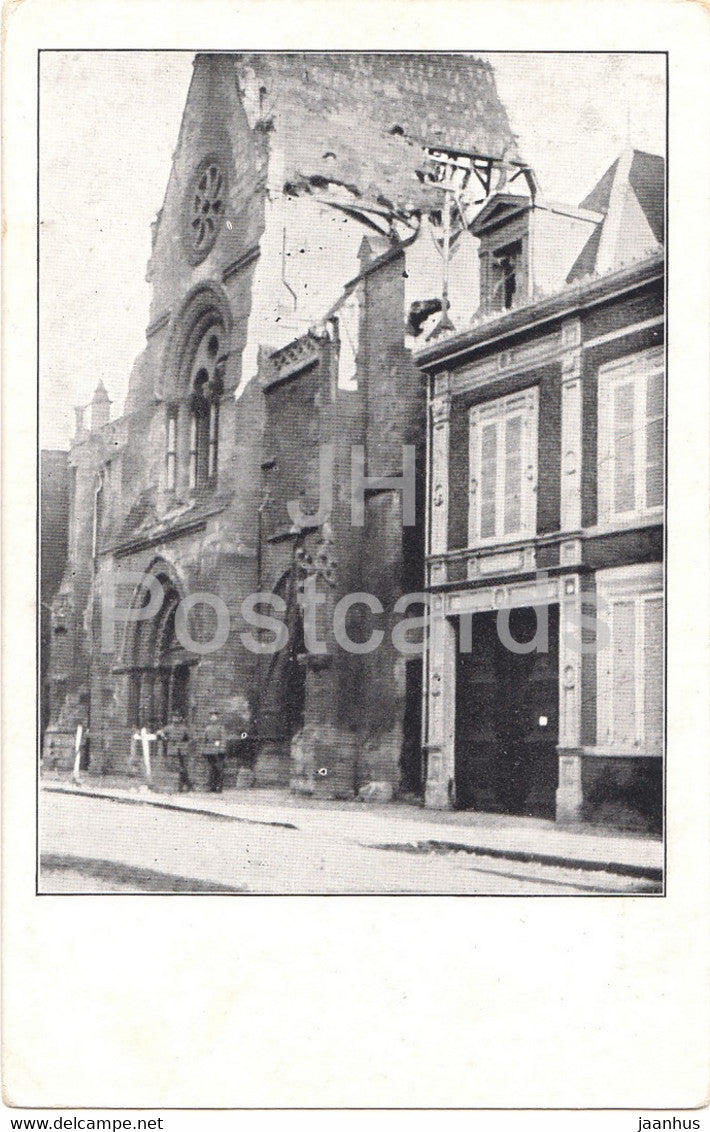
[231,52,520,217]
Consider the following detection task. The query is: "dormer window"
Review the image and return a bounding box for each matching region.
[470,194,534,316]
[491,240,522,312]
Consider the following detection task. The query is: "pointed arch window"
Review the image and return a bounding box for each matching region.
[165,406,178,491]
[187,323,225,491]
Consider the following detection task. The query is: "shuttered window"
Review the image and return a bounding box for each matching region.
[645,367,664,509]
[643,596,664,751]
[598,347,664,523]
[597,565,663,755]
[468,388,538,545]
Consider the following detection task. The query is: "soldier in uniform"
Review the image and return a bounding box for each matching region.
[202,709,227,793]
[226,697,255,769]
[157,713,193,793]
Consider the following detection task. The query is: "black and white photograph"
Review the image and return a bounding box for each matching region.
[4,0,710,1115]
[37,49,667,896]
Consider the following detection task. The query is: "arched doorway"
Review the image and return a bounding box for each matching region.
[125,565,195,730]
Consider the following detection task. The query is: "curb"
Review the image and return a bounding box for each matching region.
[367,838,663,884]
[41,785,297,830]
[42,784,662,884]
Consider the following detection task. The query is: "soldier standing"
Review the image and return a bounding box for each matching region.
[157,713,193,793]
[202,710,227,793]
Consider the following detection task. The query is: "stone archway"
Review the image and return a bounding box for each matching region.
[124,562,195,730]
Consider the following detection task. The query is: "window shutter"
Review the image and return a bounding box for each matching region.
[479,421,498,539]
[643,597,663,752]
[611,599,636,745]
[503,414,522,534]
[645,367,663,510]
[597,565,663,755]
[468,389,537,544]
[613,382,636,514]
[599,350,664,524]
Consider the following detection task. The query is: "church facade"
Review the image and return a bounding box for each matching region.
[44,52,518,797]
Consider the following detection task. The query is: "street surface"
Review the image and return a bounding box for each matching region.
[40,791,661,895]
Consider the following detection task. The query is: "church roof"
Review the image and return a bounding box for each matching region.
[230,52,519,215]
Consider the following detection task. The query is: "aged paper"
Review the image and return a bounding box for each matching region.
[3,0,709,1115]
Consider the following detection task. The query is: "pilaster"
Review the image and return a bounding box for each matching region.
[560,317,582,534]
[424,597,456,808]
[556,571,584,822]
[430,375,451,557]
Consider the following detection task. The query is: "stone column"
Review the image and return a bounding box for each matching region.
[424,596,457,809]
[556,573,584,822]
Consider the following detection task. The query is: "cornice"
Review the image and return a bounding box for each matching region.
[415,252,664,373]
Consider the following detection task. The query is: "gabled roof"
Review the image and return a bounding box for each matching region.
[568,149,664,282]
[470,190,602,240]
[469,193,531,236]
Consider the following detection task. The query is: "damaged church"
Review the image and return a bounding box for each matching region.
[44,51,519,798]
[42,52,665,829]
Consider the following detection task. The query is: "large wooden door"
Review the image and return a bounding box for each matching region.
[455,606,559,817]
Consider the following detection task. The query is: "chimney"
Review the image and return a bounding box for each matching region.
[90,381,111,432]
[73,406,86,437]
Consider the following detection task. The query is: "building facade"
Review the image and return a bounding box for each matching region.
[416,151,664,831]
[44,52,517,797]
[40,450,69,737]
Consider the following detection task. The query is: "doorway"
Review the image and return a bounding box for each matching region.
[252,569,307,783]
[400,656,424,795]
[171,664,191,721]
[124,570,194,729]
[455,604,559,818]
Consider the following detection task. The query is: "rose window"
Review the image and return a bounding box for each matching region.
[186,159,225,260]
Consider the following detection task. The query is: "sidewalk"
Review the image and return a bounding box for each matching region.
[41,772,664,882]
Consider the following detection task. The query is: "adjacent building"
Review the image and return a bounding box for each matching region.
[416,150,664,831]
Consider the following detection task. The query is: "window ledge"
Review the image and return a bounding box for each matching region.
[580,745,663,759]
[466,532,537,553]
[585,512,664,538]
